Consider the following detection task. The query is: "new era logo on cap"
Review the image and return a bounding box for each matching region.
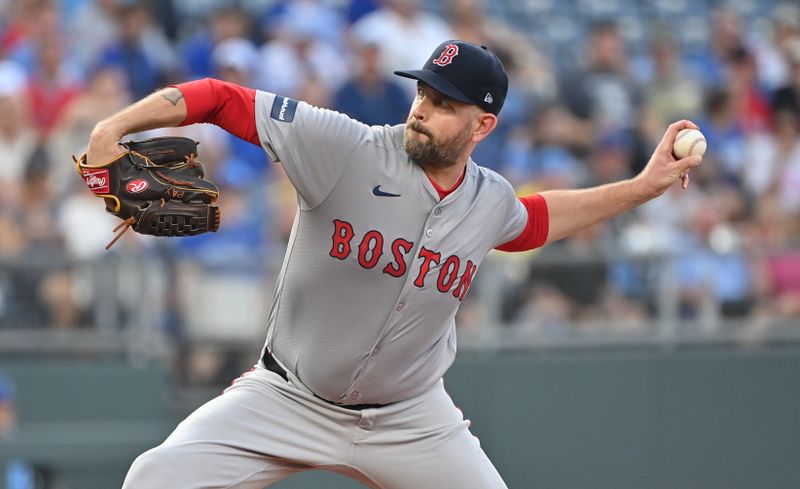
[394,40,508,115]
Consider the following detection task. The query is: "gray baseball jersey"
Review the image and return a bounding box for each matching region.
[254,91,529,406]
[122,79,549,489]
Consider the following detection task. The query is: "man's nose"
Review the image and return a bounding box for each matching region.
[411,102,427,121]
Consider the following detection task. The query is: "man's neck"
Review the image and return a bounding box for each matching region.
[422,160,468,193]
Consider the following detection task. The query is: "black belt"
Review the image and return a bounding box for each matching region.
[262,349,385,411]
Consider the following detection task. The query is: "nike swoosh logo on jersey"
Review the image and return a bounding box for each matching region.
[372,185,401,197]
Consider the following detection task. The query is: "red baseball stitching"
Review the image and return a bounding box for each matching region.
[688,138,705,155]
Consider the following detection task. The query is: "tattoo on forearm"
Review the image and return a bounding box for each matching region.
[161,88,184,106]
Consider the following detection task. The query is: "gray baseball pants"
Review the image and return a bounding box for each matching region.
[121,365,508,488]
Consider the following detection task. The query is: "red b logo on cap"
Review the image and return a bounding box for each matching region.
[432,44,459,67]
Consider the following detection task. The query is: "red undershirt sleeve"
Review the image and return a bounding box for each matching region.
[495,194,549,252]
[171,78,259,146]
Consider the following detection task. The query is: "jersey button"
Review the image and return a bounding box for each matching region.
[396,303,405,311]
[425,229,433,237]
[434,208,441,216]
[350,391,360,400]
[371,347,380,356]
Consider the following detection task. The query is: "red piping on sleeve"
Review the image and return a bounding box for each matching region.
[495,194,549,252]
[171,78,259,145]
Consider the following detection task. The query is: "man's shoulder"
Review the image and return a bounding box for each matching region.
[368,123,406,150]
[472,162,513,188]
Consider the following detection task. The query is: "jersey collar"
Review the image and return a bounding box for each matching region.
[427,166,467,200]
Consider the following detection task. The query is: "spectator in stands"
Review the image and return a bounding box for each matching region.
[588,129,636,185]
[685,7,745,88]
[98,2,175,100]
[641,31,703,146]
[48,66,131,196]
[260,0,345,49]
[502,104,586,190]
[256,10,346,106]
[446,0,494,47]
[25,34,82,137]
[180,6,252,80]
[69,0,119,69]
[0,207,52,328]
[560,20,641,155]
[212,38,258,95]
[673,190,753,321]
[445,0,557,170]
[753,2,800,94]
[744,184,800,342]
[696,88,746,188]
[209,37,272,187]
[0,0,797,347]
[176,173,268,269]
[332,33,410,126]
[351,0,453,93]
[346,0,381,25]
[725,45,772,134]
[744,107,800,214]
[0,0,34,56]
[0,61,36,193]
[772,39,800,115]
[3,0,60,72]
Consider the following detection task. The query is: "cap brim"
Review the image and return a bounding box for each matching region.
[394,69,474,105]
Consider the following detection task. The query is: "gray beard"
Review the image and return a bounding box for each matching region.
[403,120,471,169]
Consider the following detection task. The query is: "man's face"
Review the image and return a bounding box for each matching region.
[403,83,476,169]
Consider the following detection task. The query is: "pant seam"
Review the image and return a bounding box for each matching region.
[342,463,385,489]
[221,460,285,489]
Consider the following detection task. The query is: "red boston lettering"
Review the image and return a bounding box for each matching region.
[437,255,461,293]
[329,219,354,260]
[358,230,384,269]
[383,238,413,278]
[453,260,477,301]
[328,218,476,301]
[414,247,441,288]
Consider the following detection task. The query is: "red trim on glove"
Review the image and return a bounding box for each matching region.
[495,194,549,252]
[172,78,259,145]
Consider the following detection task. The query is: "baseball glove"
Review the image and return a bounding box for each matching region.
[75,136,221,249]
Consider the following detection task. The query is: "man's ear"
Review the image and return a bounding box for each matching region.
[472,112,498,143]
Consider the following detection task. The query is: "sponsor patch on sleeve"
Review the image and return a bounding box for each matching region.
[82,168,111,194]
[270,95,298,123]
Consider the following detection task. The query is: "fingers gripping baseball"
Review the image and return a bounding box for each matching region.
[639,120,704,196]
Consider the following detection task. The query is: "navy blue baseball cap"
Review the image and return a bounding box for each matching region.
[394,40,508,115]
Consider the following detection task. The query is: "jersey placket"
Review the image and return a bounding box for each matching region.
[340,166,470,403]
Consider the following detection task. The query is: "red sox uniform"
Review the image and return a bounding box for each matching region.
[123,41,548,489]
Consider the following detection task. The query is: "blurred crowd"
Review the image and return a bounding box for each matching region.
[1,0,800,375]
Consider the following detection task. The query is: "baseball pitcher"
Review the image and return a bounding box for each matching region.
[83,40,702,488]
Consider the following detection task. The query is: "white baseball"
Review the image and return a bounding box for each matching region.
[672,128,707,159]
